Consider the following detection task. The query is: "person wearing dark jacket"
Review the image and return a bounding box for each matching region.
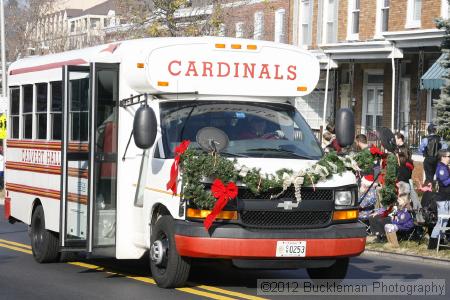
[395,132,411,160]
[419,124,448,183]
[397,152,414,183]
[428,149,450,249]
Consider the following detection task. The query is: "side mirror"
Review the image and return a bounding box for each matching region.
[335,108,355,147]
[133,104,157,149]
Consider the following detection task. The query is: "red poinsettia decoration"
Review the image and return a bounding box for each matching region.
[204,179,238,231]
[369,145,383,156]
[166,140,190,195]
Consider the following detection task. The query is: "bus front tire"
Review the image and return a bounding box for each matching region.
[306,257,349,282]
[149,215,191,288]
[30,205,60,263]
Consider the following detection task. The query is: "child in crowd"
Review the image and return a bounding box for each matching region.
[384,185,415,247]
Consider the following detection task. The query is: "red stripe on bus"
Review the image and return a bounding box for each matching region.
[9,58,88,75]
[7,140,88,151]
[5,162,88,178]
[5,183,87,204]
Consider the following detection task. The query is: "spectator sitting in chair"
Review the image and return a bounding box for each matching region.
[358,174,378,219]
[384,189,415,247]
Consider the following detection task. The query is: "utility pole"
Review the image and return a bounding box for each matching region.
[0,0,6,99]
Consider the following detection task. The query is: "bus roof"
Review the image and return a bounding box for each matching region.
[8,37,320,97]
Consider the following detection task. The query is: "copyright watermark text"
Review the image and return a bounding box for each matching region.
[257,279,446,296]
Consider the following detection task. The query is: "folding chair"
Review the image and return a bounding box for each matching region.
[436,214,450,252]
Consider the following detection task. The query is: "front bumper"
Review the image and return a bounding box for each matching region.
[174,221,366,259]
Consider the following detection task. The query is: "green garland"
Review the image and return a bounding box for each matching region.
[353,148,375,175]
[180,148,354,209]
[380,154,398,206]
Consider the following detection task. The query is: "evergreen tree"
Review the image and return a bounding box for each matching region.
[435,12,450,140]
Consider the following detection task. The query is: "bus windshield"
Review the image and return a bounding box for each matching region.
[160,101,323,159]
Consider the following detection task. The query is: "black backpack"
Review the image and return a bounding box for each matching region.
[421,191,438,225]
[425,135,441,158]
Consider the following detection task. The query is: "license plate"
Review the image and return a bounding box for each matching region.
[276,241,306,257]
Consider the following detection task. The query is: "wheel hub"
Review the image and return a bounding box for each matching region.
[150,239,167,266]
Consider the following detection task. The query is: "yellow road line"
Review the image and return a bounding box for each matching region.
[0,238,32,250]
[194,285,268,300]
[68,261,105,270]
[177,287,237,300]
[0,238,259,300]
[0,243,33,254]
[69,261,237,300]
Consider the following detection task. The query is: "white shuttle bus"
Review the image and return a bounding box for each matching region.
[4,37,366,288]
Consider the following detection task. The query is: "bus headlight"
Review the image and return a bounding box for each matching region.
[334,191,353,206]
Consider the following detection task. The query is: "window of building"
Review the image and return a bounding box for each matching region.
[254,11,264,40]
[70,22,75,33]
[375,0,390,37]
[36,83,48,140]
[406,0,421,28]
[22,85,33,139]
[441,0,450,19]
[323,0,337,44]
[347,0,360,40]
[300,0,313,46]
[9,87,20,139]
[274,9,286,43]
[50,81,62,140]
[91,18,100,29]
[235,22,244,38]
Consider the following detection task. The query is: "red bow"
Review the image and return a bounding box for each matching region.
[370,145,383,156]
[406,162,414,171]
[166,140,190,195]
[204,179,238,231]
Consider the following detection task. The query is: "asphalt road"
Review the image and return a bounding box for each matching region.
[1,205,449,300]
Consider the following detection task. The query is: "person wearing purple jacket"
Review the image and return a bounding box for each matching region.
[428,149,450,249]
[384,204,414,234]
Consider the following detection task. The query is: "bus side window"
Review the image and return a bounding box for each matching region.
[50,81,62,140]
[36,83,48,140]
[9,87,20,139]
[22,84,33,139]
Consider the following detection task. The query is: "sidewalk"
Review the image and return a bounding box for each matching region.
[365,236,450,264]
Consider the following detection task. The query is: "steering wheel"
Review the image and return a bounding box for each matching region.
[261,130,285,140]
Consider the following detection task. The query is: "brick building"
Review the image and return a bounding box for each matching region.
[292,0,447,145]
[177,1,292,43]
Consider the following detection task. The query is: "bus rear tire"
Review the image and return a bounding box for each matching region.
[306,257,349,282]
[31,205,60,263]
[149,215,191,288]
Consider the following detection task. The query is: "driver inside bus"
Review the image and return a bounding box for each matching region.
[239,117,284,139]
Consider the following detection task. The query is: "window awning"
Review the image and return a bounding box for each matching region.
[421,53,447,90]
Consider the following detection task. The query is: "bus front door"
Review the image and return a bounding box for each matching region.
[60,64,119,255]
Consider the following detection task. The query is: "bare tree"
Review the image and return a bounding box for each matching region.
[112,0,248,39]
[5,0,57,61]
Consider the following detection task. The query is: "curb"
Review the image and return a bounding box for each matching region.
[362,249,450,267]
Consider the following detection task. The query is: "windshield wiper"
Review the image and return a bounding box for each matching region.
[245,148,313,159]
[187,146,249,158]
[219,151,249,158]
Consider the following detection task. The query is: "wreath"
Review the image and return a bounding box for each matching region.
[165,140,398,229]
[168,140,361,209]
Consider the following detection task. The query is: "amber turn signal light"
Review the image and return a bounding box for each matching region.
[332,210,358,221]
[186,208,237,220]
